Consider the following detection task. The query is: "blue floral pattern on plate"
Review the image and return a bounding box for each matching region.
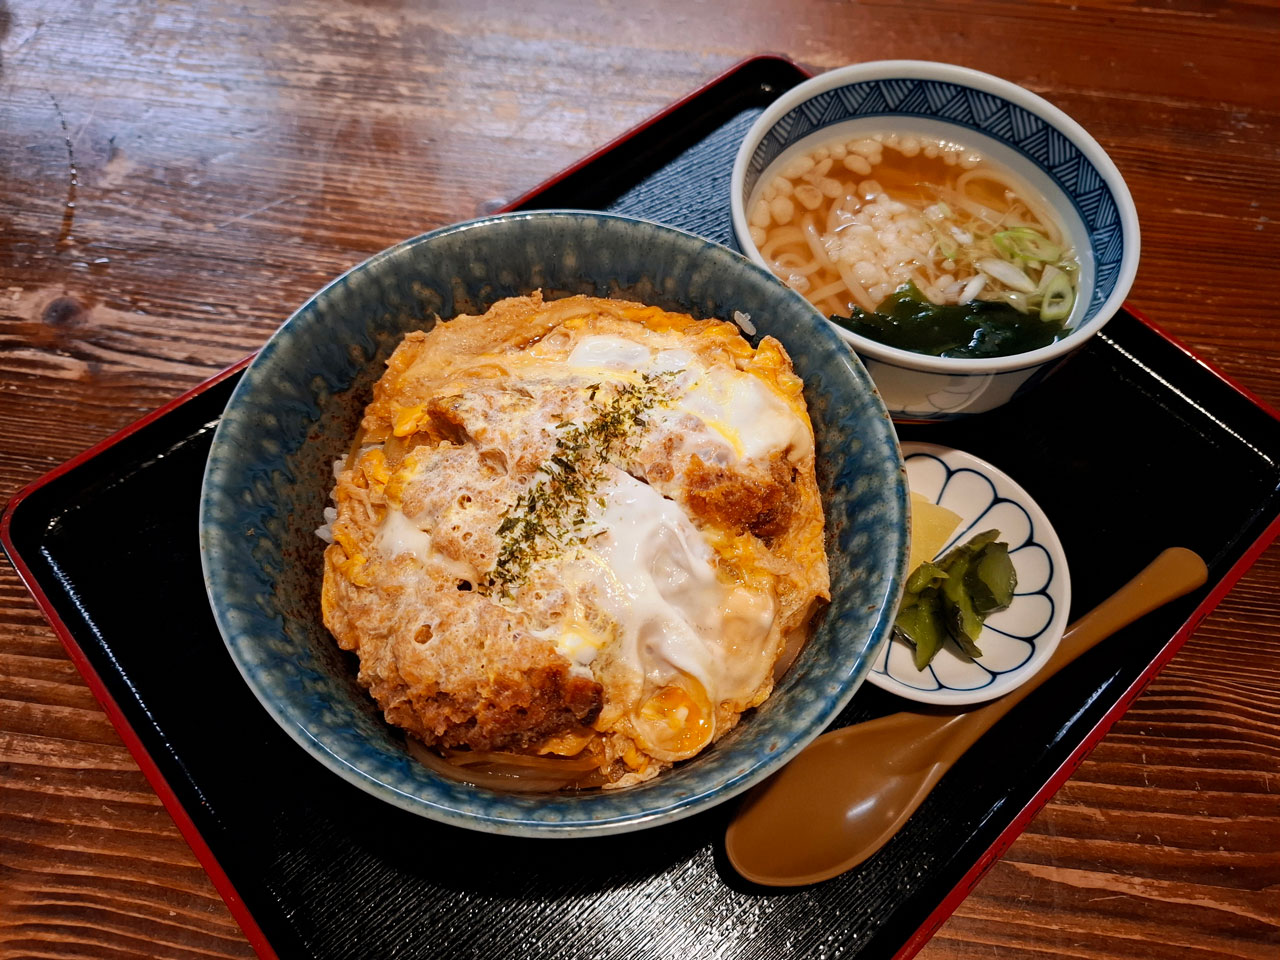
[743,76,1124,322]
[867,442,1071,705]
[199,211,909,836]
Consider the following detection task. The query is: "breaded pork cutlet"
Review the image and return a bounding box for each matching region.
[321,293,829,787]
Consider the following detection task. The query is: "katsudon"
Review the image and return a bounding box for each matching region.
[319,293,829,788]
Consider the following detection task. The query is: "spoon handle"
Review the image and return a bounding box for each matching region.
[946,546,1208,743]
[724,549,1209,887]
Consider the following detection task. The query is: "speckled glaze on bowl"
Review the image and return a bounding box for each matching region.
[731,60,1141,420]
[199,211,908,837]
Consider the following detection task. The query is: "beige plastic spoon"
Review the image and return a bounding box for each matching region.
[726,547,1208,887]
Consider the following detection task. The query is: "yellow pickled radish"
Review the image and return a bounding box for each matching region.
[907,492,962,572]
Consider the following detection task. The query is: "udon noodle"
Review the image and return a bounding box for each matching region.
[748,133,1079,324]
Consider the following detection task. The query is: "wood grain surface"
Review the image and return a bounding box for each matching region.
[2,1,1277,958]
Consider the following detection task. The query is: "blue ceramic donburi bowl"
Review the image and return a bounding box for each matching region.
[199,211,908,836]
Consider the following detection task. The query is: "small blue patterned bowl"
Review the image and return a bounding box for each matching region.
[199,211,908,836]
[730,60,1140,420]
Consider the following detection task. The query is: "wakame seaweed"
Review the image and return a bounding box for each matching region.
[832,283,1069,359]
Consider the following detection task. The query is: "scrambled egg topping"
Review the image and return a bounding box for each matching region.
[321,293,829,787]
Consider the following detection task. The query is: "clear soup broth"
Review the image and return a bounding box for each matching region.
[748,133,1081,359]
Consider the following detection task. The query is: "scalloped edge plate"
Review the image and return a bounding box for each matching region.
[867,442,1071,705]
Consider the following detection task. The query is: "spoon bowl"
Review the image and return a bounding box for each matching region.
[726,547,1208,886]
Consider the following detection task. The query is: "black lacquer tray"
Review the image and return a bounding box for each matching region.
[5,56,1280,960]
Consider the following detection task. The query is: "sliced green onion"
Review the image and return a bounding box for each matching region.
[1035,263,1062,295]
[993,227,1061,263]
[1040,271,1075,322]
[929,223,959,260]
[978,256,1037,293]
[991,289,1032,314]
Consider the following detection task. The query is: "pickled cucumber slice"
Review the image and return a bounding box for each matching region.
[967,541,1016,613]
[894,528,1017,670]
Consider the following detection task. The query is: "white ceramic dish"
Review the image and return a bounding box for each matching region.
[730,60,1141,420]
[867,442,1071,704]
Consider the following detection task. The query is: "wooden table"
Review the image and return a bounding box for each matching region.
[2,1,1277,957]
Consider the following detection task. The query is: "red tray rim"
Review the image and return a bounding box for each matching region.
[4,54,1280,960]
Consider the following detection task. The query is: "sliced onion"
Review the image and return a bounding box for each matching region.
[978,257,1036,293]
[959,274,987,303]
